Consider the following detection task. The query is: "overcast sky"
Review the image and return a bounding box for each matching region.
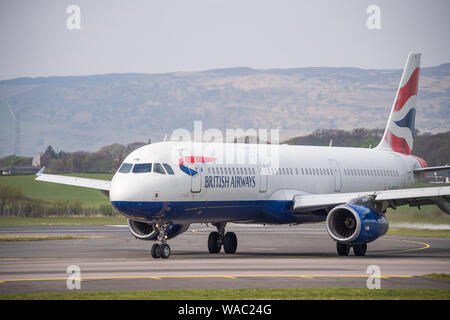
[0,0,449,80]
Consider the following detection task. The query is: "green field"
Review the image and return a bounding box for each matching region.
[386,205,450,225]
[387,228,450,238]
[0,174,112,207]
[0,216,127,226]
[1,287,449,300]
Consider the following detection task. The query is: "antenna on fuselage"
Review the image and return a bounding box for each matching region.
[329,139,333,147]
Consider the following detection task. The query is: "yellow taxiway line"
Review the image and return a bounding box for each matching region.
[0,274,414,284]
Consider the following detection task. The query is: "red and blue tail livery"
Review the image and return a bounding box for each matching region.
[377,53,420,155]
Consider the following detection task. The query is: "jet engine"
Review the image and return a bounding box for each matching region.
[326,204,388,244]
[434,199,450,215]
[127,218,190,240]
[127,219,159,240]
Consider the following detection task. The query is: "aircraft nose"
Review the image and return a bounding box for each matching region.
[109,174,126,202]
[109,173,165,220]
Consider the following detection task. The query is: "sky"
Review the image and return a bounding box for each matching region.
[0,0,449,80]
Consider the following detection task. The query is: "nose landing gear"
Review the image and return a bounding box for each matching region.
[208,222,238,254]
[151,223,171,259]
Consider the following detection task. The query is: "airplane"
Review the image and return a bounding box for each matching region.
[35,53,450,259]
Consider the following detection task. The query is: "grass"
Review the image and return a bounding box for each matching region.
[0,216,127,226]
[386,205,450,225]
[387,228,450,238]
[0,174,112,206]
[422,274,450,281]
[0,288,449,300]
[0,234,106,241]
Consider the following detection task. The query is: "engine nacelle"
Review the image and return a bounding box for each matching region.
[165,223,190,240]
[127,218,159,240]
[434,199,450,215]
[326,204,389,244]
[127,218,190,241]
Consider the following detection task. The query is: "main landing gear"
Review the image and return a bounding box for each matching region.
[208,222,238,254]
[336,242,367,256]
[151,223,171,259]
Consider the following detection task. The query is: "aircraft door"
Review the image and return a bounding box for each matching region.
[190,164,202,193]
[329,159,342,192]
[259,167,268,192]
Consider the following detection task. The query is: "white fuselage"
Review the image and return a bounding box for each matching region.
[109,141,423,224]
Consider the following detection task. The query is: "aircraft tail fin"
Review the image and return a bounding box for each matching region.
[376,52,421,155]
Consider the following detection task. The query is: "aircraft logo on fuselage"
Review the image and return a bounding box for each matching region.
[179,156,216,176]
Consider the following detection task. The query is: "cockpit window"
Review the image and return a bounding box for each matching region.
[132,163,152,173]
[163,163,174,175]
[118,163,133,173]
[153,163,166,174]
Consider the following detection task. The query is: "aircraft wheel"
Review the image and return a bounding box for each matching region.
[336,242,351,256]
[151,243,161,258]
[353,243,367,256]
[223,232,238,254]
[160,243,171,259]
[208,232,221,253]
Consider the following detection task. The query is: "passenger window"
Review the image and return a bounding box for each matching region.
[153,163,166,174]
[132,163,152,173]
[119,163,133,173]
[163,163,174,175]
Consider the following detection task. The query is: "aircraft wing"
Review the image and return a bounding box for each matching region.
[293,186,450,213]
[413,165,450,174]
[35,172,111,191]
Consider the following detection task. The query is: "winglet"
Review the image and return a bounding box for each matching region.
[36,166,45,176]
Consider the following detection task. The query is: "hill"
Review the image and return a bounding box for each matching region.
[0,64,449,157]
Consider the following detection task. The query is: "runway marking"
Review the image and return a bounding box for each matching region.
[0,274,413,284]
[375,239,431,254]
[0,236,434,263]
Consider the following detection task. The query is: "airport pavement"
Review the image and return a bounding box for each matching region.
[0,224,449,294]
